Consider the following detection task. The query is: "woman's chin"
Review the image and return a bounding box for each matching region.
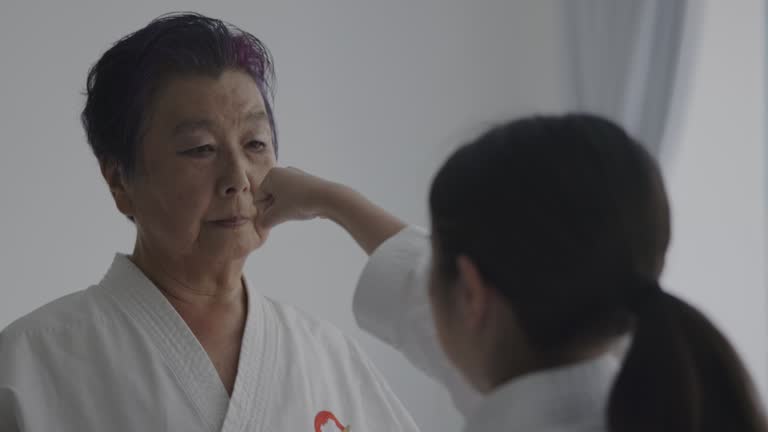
[202,231,267,261]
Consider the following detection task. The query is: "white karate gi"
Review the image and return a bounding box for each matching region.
[0,254,420,432]
[354,226,620,432]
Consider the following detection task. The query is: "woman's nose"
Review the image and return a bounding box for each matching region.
[222,181,249,196]
[218,156,251,197]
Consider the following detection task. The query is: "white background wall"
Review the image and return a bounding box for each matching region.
[660,0,767,401]
[0,1,764,430]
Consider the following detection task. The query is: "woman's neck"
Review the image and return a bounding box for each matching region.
[130,241,246,308]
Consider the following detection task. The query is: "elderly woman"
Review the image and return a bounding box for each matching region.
[0,13,418,432]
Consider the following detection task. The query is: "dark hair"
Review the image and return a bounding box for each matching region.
[81,12,277,175]
[429,114,766,431]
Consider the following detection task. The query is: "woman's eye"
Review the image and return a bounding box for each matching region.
[182,145,215,157]
[246,140,267,151]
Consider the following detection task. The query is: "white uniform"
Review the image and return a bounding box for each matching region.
[0,254,420,432]
[353,226,620,432]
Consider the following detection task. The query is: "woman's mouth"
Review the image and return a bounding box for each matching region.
[210,216,250,228]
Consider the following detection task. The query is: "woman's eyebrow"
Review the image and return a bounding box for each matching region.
[172,111,267,136]
[173,118,213,136]
[243,110,268,125]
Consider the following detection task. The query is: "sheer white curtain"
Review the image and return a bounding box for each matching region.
[562,0,701,159]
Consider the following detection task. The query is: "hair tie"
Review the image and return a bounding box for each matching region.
[628,277,664,313]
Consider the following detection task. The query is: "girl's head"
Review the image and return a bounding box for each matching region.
[428,114,765,431]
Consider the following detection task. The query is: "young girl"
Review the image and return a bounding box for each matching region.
[257,114,767,431]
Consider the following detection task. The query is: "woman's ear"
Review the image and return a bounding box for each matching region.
[100,160,135,218]
[455,255,493,331]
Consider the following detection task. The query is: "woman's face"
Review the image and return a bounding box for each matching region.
[121,69,275,264]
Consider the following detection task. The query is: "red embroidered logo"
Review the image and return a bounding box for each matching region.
[314,410,350,432]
